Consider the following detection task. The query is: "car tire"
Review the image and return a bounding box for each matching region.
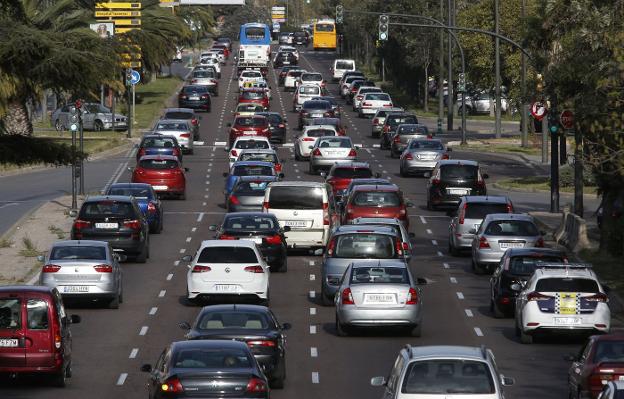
[336,316,349,337]
[520,328,533,344]
[108,293,120,309]
[410,324,422,337]
[270,358,286,389]
[51,364,67,387]
[448,240,459,256]
[135,243,148,263]
[94,120,104,132]
[179,192,186,200]
[491,299,505,318]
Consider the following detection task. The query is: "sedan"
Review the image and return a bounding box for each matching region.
[178,85,211,112]
[152,119,194,154]
[341,184,412,229]
[235,149,283,174]
[131,155,188,200]
[233,103,265,117]
[311,96,341,118]
[274,51,298,68]
[136,134,182,162]
[399,139,450,176]
[298,100,334,130]
[238,89,270,111]
[227,176,279,212]
[309,136,358,175]
[335,260,424,336]
[308,117,346,135]
[223,161,281,204]
[189,69,219,96]
[228,115,270,146]
[163,108,201,140]
[51,102,127,132]
[39,240,123,308]
[390,123,430,157]
[141,340,269,399]
[294,126,338,160]
[180,304,291,388]
[229,137,272,165]
[358,92,393,118]
[106,183,163,233]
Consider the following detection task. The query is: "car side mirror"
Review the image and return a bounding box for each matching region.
[282,226,291,232]
[447,147,452,152]
[181,255,193,262]
[69,209,78,218]
[416,277,428,285]
[184,167,190,172]
[281,322,292,330]
[70,315,81,324]
[179,321,191,331]
[223,172,228,177]
[500,376,515,386]
[510,283,522,292]
[482,173,489,179]
[37,255,45,262]
[127,166,134,172]
[140,364,152,373]
[370,376,387,387]
[208,225,217,231]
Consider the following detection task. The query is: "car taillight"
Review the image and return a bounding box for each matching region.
[192,265,212,273]
[323,202,330,225]
[383,125,389,132]
[228,195,240,205]
[431,177,441,185]
[42,264,61,273]
[247,340,276,347]
[246,377,267,393]
[94,264,113,273]
[124,220,142,230]
[137,148,146,157]
[180,133,190,138]
[264,235,282,245]
[73,220,91,230]
[356,95,363,100]
[179,94,187,99]
[341,288,354,305]
[161,376,184,393]
[527,291,554,301]
[191,119,198,126]
[191,79,198,84]
[262,201,269,212]
[362,102,371,106]
[219,234,237,240]
[327,237,336,256]
[303,137,315,141]
[274,164,282,173]
[586,293,609,302]
[406,287,419,304]
[230,149,238,157]
[173,148,180,156]
[53,326,62,349]
[201,95,208,100]
[393,135,401,143]
[403,153,413,160]
[373,118,379,124]
[506,203,514,213]
[312,148,322,157]
[459,203,467,224]
[402,242,410,252]
[441,153,450,160]
[386,103,393,107]
[147,202,157,213]
[301,110,309,116]
[395,240,404,256]
[535,237,545,247]
[244,265,264,273]
[478,236,490,248]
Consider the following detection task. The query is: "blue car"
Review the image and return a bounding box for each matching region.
[105,183,163,233]
[222,161,282,205]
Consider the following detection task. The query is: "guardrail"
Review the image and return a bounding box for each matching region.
[554,211,593,253]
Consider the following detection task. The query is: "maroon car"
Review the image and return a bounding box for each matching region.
[341,184,411,229]
[228,115,270,146]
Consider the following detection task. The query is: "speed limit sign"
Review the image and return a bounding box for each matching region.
[530,102,547,121]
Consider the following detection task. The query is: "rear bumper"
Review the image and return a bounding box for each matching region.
[472,248,505,265]
[284,228,328,248]
[310,157,355,169]
[360,108,378,115]
[402,161,437,173]
[179,100,211,110]
[337,306,421,326]
[186,278,268,300]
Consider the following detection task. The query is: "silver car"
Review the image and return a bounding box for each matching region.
[390,124,430,157]
[152,119,194,154]
[471,213,544,274]
[348,217,414,263]
[399,139,450,176]
[227,176,278,212]
[38,240,123,308]
[370,108,403,138]
[189,69,219,95]
[309,136,357,174]
[334,260,424,336]
[51,103,127,132]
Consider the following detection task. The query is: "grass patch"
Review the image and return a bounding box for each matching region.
[578,249,623,297]
[496,177,598,194]
[48,225,65,239]
[18,237,43,258]
[133,76,183,131]
[0,239,13,248]
[459,143,542,156]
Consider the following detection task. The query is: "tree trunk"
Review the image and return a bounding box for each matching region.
[424,64,429,113]
[2,99,33,136]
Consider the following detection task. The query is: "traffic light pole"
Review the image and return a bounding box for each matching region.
[127,85,132,138]
[71,122,77,211]
[79,116,84,195]
[549,98,560,213]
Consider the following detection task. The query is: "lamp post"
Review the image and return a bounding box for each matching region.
[494,0,502,139]
[447,0,454,132]
[438,0,444,135]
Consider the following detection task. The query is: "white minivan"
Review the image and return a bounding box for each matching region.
[262,181,338,250]
[331,59,356,81]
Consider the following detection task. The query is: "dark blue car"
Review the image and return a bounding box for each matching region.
[136,134,182,162]
[222,161,281,206]
[105,183,163,233]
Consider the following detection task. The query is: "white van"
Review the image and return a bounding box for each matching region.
[262,181,338,250]
[331,59,356,81]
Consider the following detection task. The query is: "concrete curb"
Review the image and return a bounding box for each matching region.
[492,182,598,199]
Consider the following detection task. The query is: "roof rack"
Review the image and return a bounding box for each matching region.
[535,262,593,269]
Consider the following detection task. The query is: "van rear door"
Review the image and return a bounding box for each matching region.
[0,294,26,367]
[24,295,55,368]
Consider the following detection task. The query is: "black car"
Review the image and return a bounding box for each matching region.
[106,183,164,234]
[278,66,298,86]
[141,340,269,398]
[136,134,183,162]
[163,108,201,140]
[256,112,287,144]
[180,304,291,388]
[293,31,308,45]
[71,195,150,262]
[274,52,298,68]
[178,85,211,112]
[489,248,568,317]
[347,80,376,104]
[311,96,340,118]
[211,212,289,272]
[426,160,488,210]
[380,112,419,149]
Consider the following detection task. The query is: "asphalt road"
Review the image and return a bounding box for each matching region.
[0,46,605,399]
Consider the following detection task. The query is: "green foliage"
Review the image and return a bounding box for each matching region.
[0,135,86,166]
[558,164,595,188]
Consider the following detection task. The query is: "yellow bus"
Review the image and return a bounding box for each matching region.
[313,19,336,51]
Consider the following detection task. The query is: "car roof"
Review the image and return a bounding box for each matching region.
[239,148,277,154]
[406,345,489,362]
[156,119,190,125]
[350,259,408,269]
[138,154,179,161]
[348,178,391,185]
[533,267,598,279]
[52,240,109,248]
[141,134,178,140]
[351,184,400,193]
[198,304,270,315]
[84,195,134,203]
[483,213,534,222]
[462,195,509,204]
[351,217,402,225]
[199,239,258,249]
[334,224,398,235]
[231,160,274,167]
[437,159,479,167]
[331,161,371,169]
[0,285,55,294]
[304,125,337,131]
[268,180,326,188]
[505,248,566,258]
[234,136,270,142]
[225,212,276,219]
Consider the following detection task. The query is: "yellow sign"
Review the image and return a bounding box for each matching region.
[115,27,141,34]
[95,10,141,17]
[558,293,578,315]
[111,19,141,26]
[121,61,142,68]
[121,53,142,60]
[95,2,141,9]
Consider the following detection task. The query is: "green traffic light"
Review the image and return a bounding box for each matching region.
[550,126,558,134]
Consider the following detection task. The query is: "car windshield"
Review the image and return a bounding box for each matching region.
[401,360,495,394]
[164,112,193,120]
[332,168,373,179]
[333,233,396,259]
[268,186,323,210]
[484,220,538,236]
[336,61,354,69]
[241,91,264,99]
[316,23,334,32]
[352,191,401,207]
[234,140,269,149]
[307,129,335,137]
[400,125,428,135]
[258,114,282,124]
[156,122,188,131]
[303,101,330,110]
[303,74,322,81]
[50,246,107,260]
[193,71,215,78]
[535,278,600,293]
[141,137,177,149]
[409,140,443,150]
[224,215,277,230]
[441,165,478,180]
[317,138,351,148]
[365,93,390,101]
[232,165,274,176]
[350,267,408,284]
[139,159,180,170]
[197,247,258,263]
[509,255,566,275]
[198,311,272,330]
[0,299,21,330]
[594,341,624,363]
[108,187,153,199]
[182,86,208,94]
[81,201,134,218]
[239,153,277,163]
[173,348,252,369]
[235,117,266,127]
[233,181,271,195]
[388,116,418,126]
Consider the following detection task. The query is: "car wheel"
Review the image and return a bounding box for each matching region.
[108,293,120,309]
[336,315,349,337]
[179,191,186,200]
[279,258,287,272]
[520,328,533,344]
[51,364,67,387]
[54,120,65,131]
[448,239,459,256]
[94,120,104,132]
[321,287,333,306]
[410,324,422,337]
[491,299,505,318]
[135,244,148,263]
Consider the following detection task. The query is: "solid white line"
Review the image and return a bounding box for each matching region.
[197,212,205,222]
[149,307,158,315]
[310,307,316,315]
[139,326,149,336]
[310,347,318,357]
[309,290,316,299]
[443,262,450,269]
[465,309,474,317]
[437,251,444,257]
[166,273,174,281]
[456,292,465,299]
[312,372,320,384]
[420,216,427,224]
[309,325,317,334]
[426,229,433,235]
[180,248,186,254]
[474,327,484,337]
[450,277,457,284]
[129,348,139,359]
[431,240,438,246]
[116,373,128,386]
[159,290,166,297]
[309,274,316,281]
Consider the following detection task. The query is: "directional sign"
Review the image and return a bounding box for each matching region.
[560,109,574,129]
[530,101,547,121]
[95,2,141,9]
[112,19,141,26]
[115,27,141,34]
[95,10,141,17]
[121,61,142,68]
[130,70,141,85]
[121,53,142,60]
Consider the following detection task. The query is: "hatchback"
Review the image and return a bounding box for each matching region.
[227,176,279,212]
[324,161,378,194]
[189,69,218,95]
[229,137,272,165]
[426,160,488,210]
[348,217,414,263]
[178,85,212,112]
[235,149,283,174]
[308,117,347,135]
[298,100,334,129]
[311,96,341,118]
[371,107,404,138]
[331,59,356,81]
[106,182,163,233]
[391,124,430,157]
[131,155,188,200]
[239,89,270,111]
[340,75,366,98]
[136,134,182,163]
[163,108,200,140]
[380,113,419,149]
[358,92,393,118]
[233,102,265,117]
[300,72,325,87]
[353,87,383,111]
[228,115,270,146]
[399,139,450,175]
[347,80,376,104]
[274,51,297,68]
[336,177,394,204]
[309,136,358,174]
[153,119,194,154]
[278,66,299,86]
[223,161,280,203]
[295,125,338,160]
[284,69,306,91]
[341,184,412,229]
[256,112,286,143]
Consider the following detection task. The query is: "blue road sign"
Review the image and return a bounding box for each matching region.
[130,70,141,85]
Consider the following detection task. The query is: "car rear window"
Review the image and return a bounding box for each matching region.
[224,215,277,230]
[333,233,397,259]
[197,246,258,263]
[509,255,567,275]
[241,91,264,99]
[350,267,408,284]
[156,122,188,131]
[182,86,209,94]
[440,165,478,180]
[27,299,48,330]
[236,104,263,112]
[535,278,600,293]
[193,70,216,78]
[317,137,351,148]
[239,152,277,163]
[302,74,322,81]
[173,348,252,369]
[484,220,538,236]
[234,140,270,149]
[0,298,21,329]
[142,137,177,148]
[300,86,321,95]
[258,114,282,124]
[465,203,509,219]
[233,180,271,195]
[303,101,331,110]
[288,71,304,77]
[108,186,153,199]
[232,165,273,176]
[388,115,418,126]
[402,360,495,394]
[332,168,373,179]
[359,88,382,95]
[164,112,193,120]
[408,140,443,150]
[307,129,336,137]
[235,117,266,127]
[594,341,624,363]
[399,125,428,135]
[81,201,135,218]
[198,311,271,330]
[139,159,180,170]
[352,191,401,207]
[51,246,107,260]
[336,61,354,70]
[365,93,390,101]
[268,186,324,210]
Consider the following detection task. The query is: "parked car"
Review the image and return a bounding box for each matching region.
[136,134,182,162]
[106,182,164,233]
[390,124,430,158]
[178,85,212,112]
[131,155,188,200]
[399,139,450,176]
[51,103,127,132]
[227,176,279,212]
[309,136,358,175]
[152,119,194,154]
[426,160,488,210]
[163,108,201,140]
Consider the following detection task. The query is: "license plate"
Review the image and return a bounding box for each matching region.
[64,286,89,293]
[283,61,290,64]
[447,188,470,195]
[189,96,200,100]
[364,294,396,304]
[249,237,262,244]
[619,376,624,381]
[152,185,168,191]
[95,222,118,229]
[243,131,257,135]
[284,220,309,228]
[311,113,323,118]
[214,284,238,293]
[0,339,18,347]
[554,317,581,325]
[499,242,524,249]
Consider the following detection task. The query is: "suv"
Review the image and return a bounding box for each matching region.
[514,264,610,344]
[448,195,513,255]
[426,160,488,210]
[371,345,514,398]
[380,113,419,149]
[71,195,150,262]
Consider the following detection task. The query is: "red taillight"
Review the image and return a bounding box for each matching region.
[147,202,157,213]
[459,203,467,224]
[406,287,419,304]
[264,234,282,245]
[404,153,413,160]
[395,240,404,256]
[312,148,322,157]
[327,237,336,256]
[124,220,142,230]
[180,133,190,138]
[323,202,330,225]
[161,376,184,393]
[200,95,208,100]
[303,137,315,141]
[274,164,282,173]
[393,135,401,143]
[230,149,238,157]
[93,264,113,273]
[262,201,269,212]
[373,118,379,124]
[402,242,409,251]
[191,79,198,84]
[431,178,441,185]
[42,264,61,273]
[506,203,513,213]
[247,340,276,347]
[244,265,264,273]
[324,112,333,117]
[362,102,372,106]
[478,236,490,248]
[586,293,609,302]
[191,265,211,273]
[73,220,91,230]
[228,195,240,205]
[348,148,357,157]
[246,377,267,393]
[535,237,545,247]
[219,234,237,240]
[341,288,354,305]
[191,119,198,126]
[527,292,554,301]
[441,153,450,160]
[383,126,389,132]
[179,94,187,99]
[356,95,363,100]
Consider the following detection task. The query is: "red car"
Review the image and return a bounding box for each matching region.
[228,115,270,146]
[238,89,270,111]
[132,155,188,199]
[324,161,377,194]
[341,184,411,229]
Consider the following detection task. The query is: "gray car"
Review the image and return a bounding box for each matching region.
[309,136,357,174]
[399,139,450,176]
[152,119,194,154]
[38,240,123,308]
[347,217,414,263]
[390,124,430,157]
[334,260,424,336]
[51,103,127,131]
[471,213,544,274]
[448,195,513,256]
[226,175,279,212]
[321,225,408,305]
[189,69,219,95]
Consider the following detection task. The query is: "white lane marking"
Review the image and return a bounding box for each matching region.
[456,292,465,299]
[180,248,186,254]
[159,290,166,297]
[149,307,158,315]
[309,290,316,299]
[365,148,371,153]
[309,261,315,266]
[174,260,180,266]
[312,372,320,384]
[191,227,197,233]
[426,229,433,235]
[420,216,427,224]
[309,274,316,281]
[310,307,316,315]
[204,194,209,199]
[116,373,128,386]
[139,326,149,336]
[202,202,207,206]
[309,325,317,334]
[465,309,474,317]
[437,251,443,257]
[450,277,457,284]
[186,237,192,242]
[166,273,174,281]
[474,327,484,337]
[443,262,450,269]
[129,348,139,359]
[431,240,438,246]
[197,212,205,222]
[310,347,318,357]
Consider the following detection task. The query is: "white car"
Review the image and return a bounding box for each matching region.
[295,125,338,160]
[238,70,264,90]
[200,51,224,64]
[284,69,306,92]
[228,136,272,166]
[353,86,382,110]
[293,84,322,112]
[514,264,611,344]
[339,75,365,97]
[184,240,270,305]
[198,57,221,76]
[275,45,299,60]
[358,92,393,118]
[299,72,325,88]
[331,59,356,81]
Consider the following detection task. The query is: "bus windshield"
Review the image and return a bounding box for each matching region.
[245,27,265,39]
[315,23,334,32]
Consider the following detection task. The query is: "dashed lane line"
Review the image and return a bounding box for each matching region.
[149,307,158,315]
[129,348,139,359]
[465,309,474,317]
[139,326,149,336]
[116,373,128,386]
[474,327,484,337]
[456,292,465,300]
[159,290,166,297]
[166,273,174,281]
[312,372,320,384]
[310,307,316,315]
[310,347,318,357]
[309,325,317,334]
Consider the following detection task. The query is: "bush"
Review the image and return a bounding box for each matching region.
[558,164,596,187]
[0,135,87,166]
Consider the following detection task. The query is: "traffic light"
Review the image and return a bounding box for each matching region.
[548,108,559,135]
[336,5,343,24]
[457,73,466,92]
[379,15,389,41]
[69,106,80,132]
[125,68,132,86]
[536,73,544,93]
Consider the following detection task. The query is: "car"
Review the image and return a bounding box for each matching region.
[460,91,509,114]
[324,161,378,195]
[278,66,299,86]
[233,102,266,117]
[300,72,325,88]
[471,213,544,273]
[348,217,414,262]
[256,112,286,143]
[132,155,188,200]
[163,108,201,140]
[228,115,271,146]
[211,43,230,58]
[340,75,366,98]
[331,59,356,81]
[273,51,298,68]
[347,80,376,104]
[51,102,127,132]
[106,182,164,233]
[490,248,568,317]
[370,345,514,398]
[71,195,150,262]
[293,30,308,45]
[262,181,338,250]
[223,161,281,203]
[238,89,270,111]
[514,264,610,344]
[371,107,404,138]
[320,225,408,305]
[426,160,488,210]
[308,117,347,135]
[215,37,232,50]
[284,69,306,92]
[141,340,269,398]
[201,50,224,64]
[234,149,283,173]
[274,45,299,61]
[568,334,624,399]
[0,286,81,387]
[278,31,293,44]
[391,124,430,157]
[178,85,211,112]
[228,136,272,164]
[448,195,513,255]
[309,136,358,174]
[180,304,291,388]
[298,100,334,130]
[399,138,450,175]
[183,240,270,304]
[293,84,323,112]
[227,176,279,212]
[353,87,383,111]
[341,184,412,229]
[294,125,338,160]
[189,69,219,96]
[311,95,341,118]
[197,56,221,77]
[380,113,419,149]
[136,134,182,162]
[210,212,289,272]
[39,240,123,308]
[248,80,272,100]
[152,119,194,154]
[335,260,424,336]
[338,70,364,89]
[358,92,393,118]
[336,177,394,204]
[238,70,264,90]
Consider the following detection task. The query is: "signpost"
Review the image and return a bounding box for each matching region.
[530,101,547,121]
[272,5,286,23]
[95,2,142,67]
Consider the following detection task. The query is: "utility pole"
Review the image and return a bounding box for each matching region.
[520,0,528,147]
[78,103,85,196]
[548,97,560,213]
[494,0,502,139]
[437,0,444,135]
[573,123,583,217]
[68,104,80,212]
[447,0,454,132]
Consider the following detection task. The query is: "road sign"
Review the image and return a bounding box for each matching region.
[111,19,141,26]
[121,53,142,60]
[121,61,142,68]
[115,27,141,34]
[130,70,141,85]
[530,101,547,121]
[95,10,141,17]
[95,2,141,9]
[560,110,574,129]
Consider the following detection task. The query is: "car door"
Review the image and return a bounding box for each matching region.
[148,348,169,397]
[384,354,405,399]
[569,340,593,394]
[53,289,72,366]
[0,294,26,367]
[24,295,55,368]
[490,260,504,302]
[82,104,97,129]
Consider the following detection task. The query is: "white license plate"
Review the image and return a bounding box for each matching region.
[95,222,118,229]
[311,113,323,118]
[152,185,168,191]
[64,286,89,293]
[0,339,19,347]
[243,131,257,135]
[364,294,396,304]
[283,61,290,64]
[214,284,238,293]
[447,188,470,195]
[189,96,200,100]
[499,242,524,249]
[554,317,582,325]
[619,376,624,381]
[284,220,309,228]
[250,237,263,244]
